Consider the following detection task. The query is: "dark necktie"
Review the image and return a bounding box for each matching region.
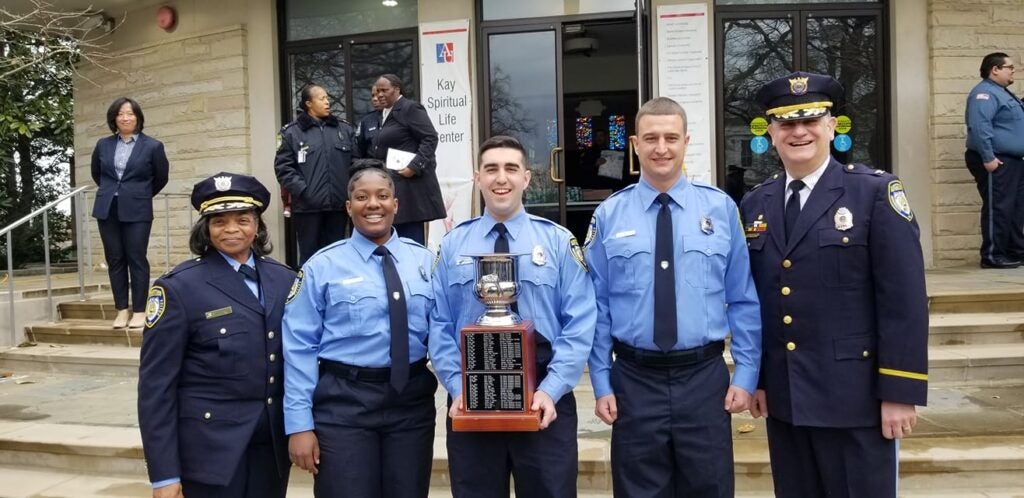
[784,180,806,243]
[237,264,261,301]
[374,245,409,393]
[654,193,677,352]
[492,223,519,314]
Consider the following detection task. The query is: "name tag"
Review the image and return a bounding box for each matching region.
[342,276,364,285]
[614,230,636,238]
[456,257,473,266]
[205,307,233,320]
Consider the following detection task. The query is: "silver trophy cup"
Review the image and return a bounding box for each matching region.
[471,253,523,327]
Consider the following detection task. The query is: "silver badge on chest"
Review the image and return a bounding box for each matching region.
[701,215,714,235]
[532,245,546,266]
[834,207,853,231]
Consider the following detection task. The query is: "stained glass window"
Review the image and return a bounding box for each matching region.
[576,117,593,148]
[608,115,626,150]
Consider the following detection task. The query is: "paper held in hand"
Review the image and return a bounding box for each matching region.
[386,148,416,171]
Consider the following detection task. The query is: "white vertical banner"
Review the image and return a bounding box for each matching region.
[656,4,713,183]
[420,20,475,252]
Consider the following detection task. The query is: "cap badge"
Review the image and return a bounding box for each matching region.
[789,76,809,96]
[214,175,232,192]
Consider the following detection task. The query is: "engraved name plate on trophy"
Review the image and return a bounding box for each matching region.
[451,253,540,432]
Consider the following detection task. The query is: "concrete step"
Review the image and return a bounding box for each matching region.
[930,343,1024,386]
[0,344,138,377]
[26,320,142,347]
[930,312,1024,345]
[57,301,124,321]
[930,289,1024,314]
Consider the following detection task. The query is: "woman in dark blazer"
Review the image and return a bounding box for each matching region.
[367,74,446,244]
[91,97,169,329]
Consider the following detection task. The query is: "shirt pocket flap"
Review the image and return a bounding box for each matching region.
[833,335,876,361]
[327,281,379,306]
[520,263,559,288]
[604,236,650,260]
[819,226,868,247]
[195,317,247,343]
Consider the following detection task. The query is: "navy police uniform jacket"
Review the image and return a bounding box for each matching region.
[137,250,296,486]
[739,159,928,428]
[90,132,169,222]
[274,112,356,214]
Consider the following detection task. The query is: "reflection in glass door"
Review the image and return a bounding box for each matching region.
[716,6,886,203]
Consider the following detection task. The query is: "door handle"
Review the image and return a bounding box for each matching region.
[629,141,639,176]
[549,147,564,183]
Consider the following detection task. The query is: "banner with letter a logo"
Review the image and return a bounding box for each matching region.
[420,20,474,252]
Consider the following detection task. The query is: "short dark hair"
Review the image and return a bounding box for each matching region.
[478,135,526,165]
[188,210,273,257]
[981,52,1010,79]
[377,74,403,92]
[298,83,321,113]
[105,97,144,134]
[635,97,688,133]
[347,166,394,195]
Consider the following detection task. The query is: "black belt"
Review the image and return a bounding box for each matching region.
[319,357,428,383]
[613,340,724,369]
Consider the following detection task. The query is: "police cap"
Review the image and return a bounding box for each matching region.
[755,71,844,122]
[191,172,271,216]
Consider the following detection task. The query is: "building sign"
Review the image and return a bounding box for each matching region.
[420,20,474,250]
[656,3,712,183]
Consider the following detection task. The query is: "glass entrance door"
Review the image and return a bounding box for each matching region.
[482,19,640,240]
[716,5,886,203]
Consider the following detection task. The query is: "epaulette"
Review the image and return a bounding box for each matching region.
[161,257,207,279]
[279,122,296,133]
[751,171,784,191]
[305,239,349,263]
[450,217,480,231]
[256,255,291,269]
[398,236,427,249]
[526,213,574,237]
[690,180,728,196]
[841,163,888,176]
[606,183,636,200]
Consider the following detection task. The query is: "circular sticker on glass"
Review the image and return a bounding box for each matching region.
[750,135,770,154]
[834,134,852,152]
[750,117,769,136]
[835,115,852,134]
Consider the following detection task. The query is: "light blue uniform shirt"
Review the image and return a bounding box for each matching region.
[282,230,434,434]
[585,176,762,398]
[966,78,1024,162]
[429,210,596,404]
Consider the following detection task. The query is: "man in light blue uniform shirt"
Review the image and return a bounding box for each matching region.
[283,167,437,498]
[430,135,596,497]
[965,52,1024,268]
[586,97,761,497]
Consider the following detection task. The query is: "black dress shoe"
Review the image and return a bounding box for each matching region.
[980,257,1022,269]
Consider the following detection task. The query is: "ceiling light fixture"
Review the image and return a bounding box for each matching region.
[382,0,398,6]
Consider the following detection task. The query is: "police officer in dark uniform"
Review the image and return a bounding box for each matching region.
[138,172,295,498]
[355,85,385,158]
[283,166,438,498]
[275,83,357,266]
[740,72,929,498]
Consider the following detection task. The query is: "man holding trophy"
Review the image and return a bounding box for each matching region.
[430,135,596,497]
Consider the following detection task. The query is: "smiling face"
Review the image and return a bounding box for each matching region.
[476,146,531,222]
[115,102,138,136]
[208,210,258,263]
[347,171,398,245]
[631,113,690,192]
[305,86,331,119]
[768,114,836,176]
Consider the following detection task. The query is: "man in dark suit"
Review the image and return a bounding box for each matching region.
[367,74,446,244]
[138,172,295,498]
[91,97,169,328]
[739,72,929,498]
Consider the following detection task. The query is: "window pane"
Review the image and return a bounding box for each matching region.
[806,15,882,167]
[721,18,793,203]
[288,49,346,118]
[351,41,415,123]
[286,0,417,41]
[483,0,633,21]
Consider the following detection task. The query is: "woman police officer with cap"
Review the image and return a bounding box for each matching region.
[138,172,295,498]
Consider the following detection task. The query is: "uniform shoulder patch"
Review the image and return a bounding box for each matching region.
[584,215,598,249]
[286,269,304,304]
[145,286,167,329]
[569,236,588,272]
[887,179,914,221]
[976,93,990,100]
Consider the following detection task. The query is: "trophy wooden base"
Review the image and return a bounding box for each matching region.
[450,407,541,432]
[452,320,539,432]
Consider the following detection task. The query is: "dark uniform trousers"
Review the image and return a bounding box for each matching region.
[766,417,896,498]
[609,342,733,498]
[312,359,438,498]
[181,409,288,498]
[446,337,579,498]
[966,150,1024,261]
[293,211,349,266]
[97,196,152,312]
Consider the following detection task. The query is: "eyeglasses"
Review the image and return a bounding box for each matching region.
[999,64,1016,71]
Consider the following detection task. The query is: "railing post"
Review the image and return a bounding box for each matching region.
[43,210,53,322]
[76,191,86,301]
[7,232,15,346]
[85,190,94,288]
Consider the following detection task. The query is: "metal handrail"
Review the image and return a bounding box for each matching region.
[1,187,194,346]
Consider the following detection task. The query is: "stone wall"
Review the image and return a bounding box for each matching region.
[73,26,251,273]
[929,1,1024,266]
